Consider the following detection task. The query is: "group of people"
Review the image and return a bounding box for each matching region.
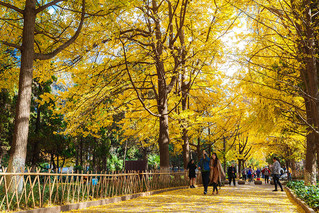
[242,166,268,182]
[187,150,225,195]
[187,151,285,194]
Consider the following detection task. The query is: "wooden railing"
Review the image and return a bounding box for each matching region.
[0,168,188,211]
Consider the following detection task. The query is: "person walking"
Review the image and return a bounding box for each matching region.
[187,159,197,188]
[272,157,284,191]
[242,168,247,181]
[209,153,225,195]
[247,166,252,182]
[227,163,236,186]
[198,150,210,195]
[262,166,270,184]
[256,168,261,180]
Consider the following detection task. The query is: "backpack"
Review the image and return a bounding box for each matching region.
[247,169,251,175]
[264,169,269,175]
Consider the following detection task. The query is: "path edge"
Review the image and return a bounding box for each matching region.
[285,186,316,213]
[15,186,188,213]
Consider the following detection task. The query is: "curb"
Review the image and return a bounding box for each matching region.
[15,186,188,213]
[285,187,316,213]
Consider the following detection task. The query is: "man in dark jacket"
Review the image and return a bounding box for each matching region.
[198,150,210,194]
[227,163,236,186]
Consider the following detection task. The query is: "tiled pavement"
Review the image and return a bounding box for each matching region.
[67,182,304,212]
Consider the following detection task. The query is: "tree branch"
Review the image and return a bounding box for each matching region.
[1,41,21,50]
[34,0,85,60]
[0,1,23,14]
[120,39,161,118]
[35,0,65,14]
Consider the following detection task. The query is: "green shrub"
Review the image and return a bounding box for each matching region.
[287,181,319,210]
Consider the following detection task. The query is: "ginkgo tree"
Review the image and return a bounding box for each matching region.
[58,0,239,171]
[0,0,123,192]
[232,0,319,184]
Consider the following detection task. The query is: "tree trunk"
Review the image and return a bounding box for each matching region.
[238,159,242,179]
[158,113,170,171]
[142,148,149,171]
[31,94,41,172]
[197,137,201,161]
[80,137,83,170]
[51,153,56,170]
[123,140,127,171]
[7,0,36,193]
[223,137,227,173]
[298,4,319,186]
[56,154,59,172]
[182,129,190,169]
[179,25,190,170]
[75,139,79,172]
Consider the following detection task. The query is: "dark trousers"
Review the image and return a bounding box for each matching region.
[242,174,246,181]
[229,175,236,186]
[201,171,210,193]
[273,174,283,190]
[265,175,269,183]
[212,182,218,192]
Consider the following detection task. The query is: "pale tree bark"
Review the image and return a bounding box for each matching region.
[7,0,36,192]
[2,0,86,193]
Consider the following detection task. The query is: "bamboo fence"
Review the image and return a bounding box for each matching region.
[0,168,188,211]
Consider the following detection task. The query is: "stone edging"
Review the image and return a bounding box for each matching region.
[284,186,316,213]
[15,186,188,213]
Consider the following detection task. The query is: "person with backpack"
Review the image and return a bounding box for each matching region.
[262,166,270,184]
[198,150,210,195]
[247,166,252,182]
[256,168,261,180]
[272,157,284,191]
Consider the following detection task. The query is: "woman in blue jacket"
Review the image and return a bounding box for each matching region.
[198,150,210,195]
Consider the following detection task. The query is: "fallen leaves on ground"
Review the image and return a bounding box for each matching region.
[67,182,304,212]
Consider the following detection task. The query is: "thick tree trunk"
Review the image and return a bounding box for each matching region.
[305,130,317,185]
[158,113,170,171]
[299,5,319,186]
[7,0,36,193]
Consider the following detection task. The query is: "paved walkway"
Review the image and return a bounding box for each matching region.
[67,183,304,212]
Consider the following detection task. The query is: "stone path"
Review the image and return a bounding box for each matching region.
[67,182,304,212]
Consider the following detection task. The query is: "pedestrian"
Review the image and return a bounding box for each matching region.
[198,150,210,195]
[256,168,261,180]
[242,168,247,181]
[187,159,197,188]
[262,166,270,184]
[272,157,284,191]
[209,153,225,195]
[288,167,292,180]
[227,163,236,186]
[247,166,252,182]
